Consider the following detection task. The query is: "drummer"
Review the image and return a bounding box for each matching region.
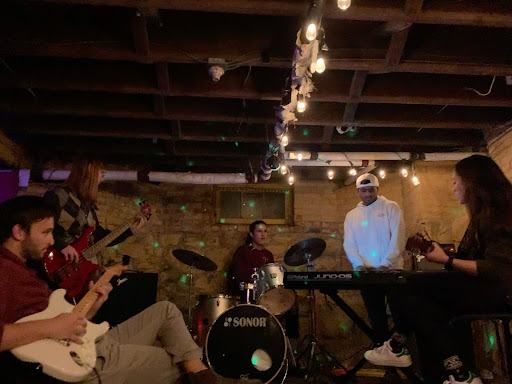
[228,220,300,341]
[228,220,273,293]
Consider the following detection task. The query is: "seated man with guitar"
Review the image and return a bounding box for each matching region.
[0,196,262,384]
[42,158,148,300]
[364,155,512,384]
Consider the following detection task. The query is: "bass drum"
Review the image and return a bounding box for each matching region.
[194,294,238,347]
[205,304,286,384]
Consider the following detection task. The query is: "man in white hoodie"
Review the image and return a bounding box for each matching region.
[343,173,411,367]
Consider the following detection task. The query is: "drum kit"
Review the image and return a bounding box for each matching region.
[172,237,328,383]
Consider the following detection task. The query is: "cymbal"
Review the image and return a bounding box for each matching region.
[284,238,326,266]
[172,249,218,271]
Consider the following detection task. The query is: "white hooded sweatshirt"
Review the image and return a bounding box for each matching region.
[343,195,406,269]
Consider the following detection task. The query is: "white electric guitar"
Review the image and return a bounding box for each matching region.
[11,264,127,382]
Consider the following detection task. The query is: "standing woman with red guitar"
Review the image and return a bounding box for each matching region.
[43,158,145,265]
[364,155,512,384]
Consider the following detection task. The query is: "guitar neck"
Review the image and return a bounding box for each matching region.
[82,220,132,259]
[73,268,117,316]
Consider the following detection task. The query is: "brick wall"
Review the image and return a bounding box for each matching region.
[488,128,512,181]
[21,163,467,366]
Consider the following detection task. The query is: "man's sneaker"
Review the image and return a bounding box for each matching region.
[363,340,412,367]
[442,372,483,384]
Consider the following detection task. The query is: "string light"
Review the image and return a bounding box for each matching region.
[349,167,357,176]
[296,94,307,113]
[297,153,303,161]
[316,57,326,73]
[288,174,295,185]
[305,23,317,41]
[327,169,334,180]
[337,0,351,11]
[401,168,409,178]
[280,165,288,175]
[281,134,289,146]
[379,169,386,179]
[412,175,420,186]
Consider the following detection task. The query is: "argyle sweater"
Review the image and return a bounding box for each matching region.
[43,186,132,253]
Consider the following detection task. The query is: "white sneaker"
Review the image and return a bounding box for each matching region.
[442,372,483,384]
[363,340,412,367]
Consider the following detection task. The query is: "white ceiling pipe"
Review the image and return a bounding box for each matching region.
[286,152,411,160]
[285,160,376,167]
[423,153,487,161]
[19,170,248,186]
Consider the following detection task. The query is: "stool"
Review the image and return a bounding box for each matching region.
[449,313,512,384]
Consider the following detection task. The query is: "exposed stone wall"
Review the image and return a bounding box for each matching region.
[21,164,467,366]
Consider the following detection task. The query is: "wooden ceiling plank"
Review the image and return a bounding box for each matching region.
[155,62,170,93]
[20,0,512,27]
[130,11,150,57]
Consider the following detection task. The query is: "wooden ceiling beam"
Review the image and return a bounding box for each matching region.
[130,11,150,58]
[20,0,512,27]
[343,70,368,125]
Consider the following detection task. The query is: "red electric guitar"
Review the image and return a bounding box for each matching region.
[43,202,152,299]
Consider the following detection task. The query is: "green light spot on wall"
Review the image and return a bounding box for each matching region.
[112,245,119,250]
[134,198,143,206]
[249,201,255,208]
[221,136,226,141]
[187,160,195,167]
[180,205,186,211]
[278,227,283,233]
[330,233,337,238]
[285,190,290,195]
[199,241,205,247]
[489,334,496,348]
[223,272,227,278]
[302,129,309,136]
[180,274,188,284]
[339,323,349,331]
[235,142,239,147]
[153,242,159,248]
[220,218,226,223]
[362,221,368,226]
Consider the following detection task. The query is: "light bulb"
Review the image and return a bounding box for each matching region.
[349,168,357,176]
[412,175,420,186]
[296,99,306,113]
[281,135,289,147]
[316,57,326,73]
[379,170,386,179]
[401,168,409,177]
[328,170,334,180]
[337,0,351,11]
[297,153,303,161]
[305,23,317,41]
[288,175,295,185]
[280,165,288,175]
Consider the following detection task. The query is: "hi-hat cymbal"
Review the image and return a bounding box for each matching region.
[284,238,326,266]
[172,249,218,271]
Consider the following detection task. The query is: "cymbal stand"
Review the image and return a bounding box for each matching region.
[187,264,195,333]
[296,251,343,378]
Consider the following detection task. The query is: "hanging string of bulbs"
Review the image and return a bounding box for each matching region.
[259,0,420,187]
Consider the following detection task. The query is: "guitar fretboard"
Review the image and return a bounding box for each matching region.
[82,221,132,259]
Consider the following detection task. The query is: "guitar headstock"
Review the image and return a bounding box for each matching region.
[406,233,434,262]
[139,201,153,221]
[105,263,129,277]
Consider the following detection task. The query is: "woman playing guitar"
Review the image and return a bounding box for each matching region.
[42,158,147,297]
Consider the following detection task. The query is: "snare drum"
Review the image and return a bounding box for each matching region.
[205,304,286,384]
[256,263,296,316]
[194,294,238,346]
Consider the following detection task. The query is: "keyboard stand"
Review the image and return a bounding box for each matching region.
[322,289,423,384]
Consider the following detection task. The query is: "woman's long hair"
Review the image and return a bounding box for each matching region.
[245,220,267,245]
[455,155,512,237]
[64,158,103,205]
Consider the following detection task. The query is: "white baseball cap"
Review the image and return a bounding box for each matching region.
[356,173,379,189]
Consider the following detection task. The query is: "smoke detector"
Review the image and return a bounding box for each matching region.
[208,58,226,82]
